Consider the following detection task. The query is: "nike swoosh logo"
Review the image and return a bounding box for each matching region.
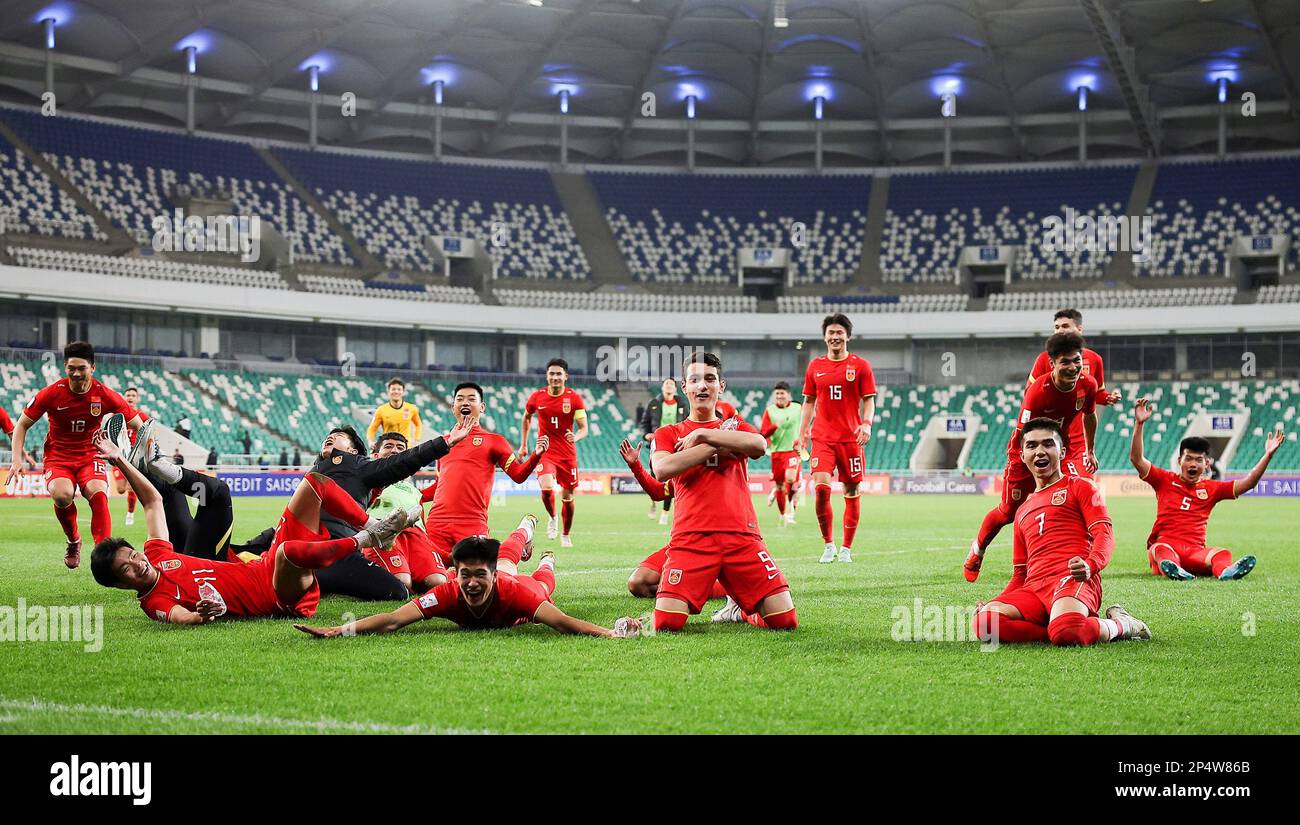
[174,586,181,599]
[816,373,826,377]
[56,406,71,411]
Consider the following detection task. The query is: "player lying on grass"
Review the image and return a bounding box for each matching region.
[618,437,727,603]
[361,431,449,593]
[89,430,413,624]
[234,418,472,600]
[972,418,1150,646]
[964,332,1099,582]
[1130,398,1283,581]
[294,521,641,638]
[650,352,797,632]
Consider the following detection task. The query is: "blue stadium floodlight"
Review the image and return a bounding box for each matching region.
[434,79,444,105]
[1217,76,1227,103]
[1077,85,1088,112]
[686,94,696,119]
[559,88,570,114]
[185,46,197,75]
[35,4,72,48]
[814,95,824,120]
[309,65,319,92]
[930,75,963,98]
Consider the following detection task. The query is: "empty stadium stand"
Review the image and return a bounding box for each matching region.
[10,246,288,290]
[0,130,101,241]
[777,294,969,313]
[300,273,480,303]
[987,286,1237,312]
[495,288,756,313]
[1257,283,1300,303]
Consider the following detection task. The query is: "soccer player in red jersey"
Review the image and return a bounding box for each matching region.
[422,382,547,563]
[794,313,877,564]
[1130,398,1283,580]
[88,430,413,625]
[295,531,641,638]
[8,342,144,568]
[971,418,1151,646]
[964,332,1099,582]
[1026,309,1121,476]
[520,358,587,548]
[651,352,796,632]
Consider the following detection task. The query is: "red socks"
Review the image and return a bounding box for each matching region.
[126,490,137,513]
[54,501,79,542]
[1047,613,1101,646]
[531,564,556,596]
[561,499,574,536]
[976,505,1013,552]
[744,607,798,630]
[498,528,526,565]
[774,487,787,515]
[842,494,860,549]
[88,491,111,544]
[304,473,368,529]
[1186,547,1232,577]
[973,610,1049,644]
[710,580,728,600]
[1147,542,1179,575]
[540,489,556,518]
[814,484,833,543]
[281,536,359,569]
[653,609,688,633]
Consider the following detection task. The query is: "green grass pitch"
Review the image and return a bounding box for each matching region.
[0,492,1296,734]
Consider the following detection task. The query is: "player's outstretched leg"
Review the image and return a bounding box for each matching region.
[972,604,1049,644]
[497,514,536,576]
[532,550,556,596]
[540,486,558,539]
[1217,554,1256,581]
[50,480,82,568]
[814,482,836,562]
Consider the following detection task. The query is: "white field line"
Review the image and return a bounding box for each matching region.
[0,696,497,735]
[553,545,970,576]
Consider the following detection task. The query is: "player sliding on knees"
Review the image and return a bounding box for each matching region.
[1130,398,1283,581]
[88,429,414,625]
[650,352,797,632]
[972,418,1150,646]
[294,525,641,638]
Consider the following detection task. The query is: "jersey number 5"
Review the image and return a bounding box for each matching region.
[1180,496,1191,511]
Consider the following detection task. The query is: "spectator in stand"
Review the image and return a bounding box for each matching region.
[241,431,252,455]
[259,454,270,469]
[292,448,302,468]
[206,447,218,468]
[173,448,185,467]
[279,448,289,467]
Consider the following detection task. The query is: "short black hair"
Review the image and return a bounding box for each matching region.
[451,535,499,570]
[773,380,791,392]
[1180,436,1213,457]
[64,340,95,364]
[1045,331,1085,360]
[1021,417,1065,448]
[374,431,408,450]
[125,386,139,394]
[685,350,722,376]
[387,377,405,389]
[546,358,569,372]
[822,313,852,336]
[90,537,132,587]
[328,425,367,456]
[1054,308,1084,326]
[453,381,484,400]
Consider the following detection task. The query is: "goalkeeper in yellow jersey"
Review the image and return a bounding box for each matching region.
[367,378,423,445]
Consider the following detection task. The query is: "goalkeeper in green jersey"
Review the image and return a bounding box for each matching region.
[364,432,451,593]
[759,382,805,527]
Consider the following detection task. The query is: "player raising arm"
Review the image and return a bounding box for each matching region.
[971,418,1151,646]
[1130,398,1283,580]
[296,531,640,638]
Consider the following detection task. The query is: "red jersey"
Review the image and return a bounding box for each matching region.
[409,572,550,628]
[426,428,517,526]
[525,387,585,462]
[0,405,13,437]
[1013,475,1112,583]
[802,353,877,442]
[1008,373,1098,459]
[137,539,285,622]
[1141,465,1236,548]
[654,417,761,539]
[1029,348,1106,448]
[717,400,737,420]
[23,378,135,464]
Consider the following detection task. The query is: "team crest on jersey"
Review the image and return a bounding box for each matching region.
[1196,488,1208,500]
[1011,488,1022,501]
[159,559,181,571]
[562,399,571,414]
[1051,489,1068,506]
[1075,396,1085,411]
[332,455,343,465]
[390,555,403,567]
[472,436,483,447]
[667,568,683,586]
[846,368,856,382]
[89,402,102,417]
[810,457,819,469]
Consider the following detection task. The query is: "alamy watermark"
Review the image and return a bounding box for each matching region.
[0,599,104,653]
[595,338,705,382]
[151,209,261,263]
[1041,207,1152,264]
[891,598,998,651]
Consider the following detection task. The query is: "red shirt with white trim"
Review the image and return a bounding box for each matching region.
[802,354,877,443]
[1141,464,1236,548]
[1013,475,1112,583]
[23,379,135,464]
[654,417,761,539]
[525,387,585,462]
[409,572,550,629]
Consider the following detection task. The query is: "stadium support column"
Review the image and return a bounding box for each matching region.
[1217,78,1228,158]
[336,333,347,364]
[424,336,436,370]
[516,338,528,374]
[199,321,219,359]
[815,122,823,172]
[943,118,952,169]
[687,121,695,171]
[185,46,197,135]
[55,306,68,351]
[434,106,443,161]
[308,66,320,149]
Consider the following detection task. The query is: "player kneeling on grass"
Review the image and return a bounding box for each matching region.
[89,430,412,625]
[650,352,797,632]
[295,519,640,638]
[1130,398,1283,581]
[972,418,1150,646]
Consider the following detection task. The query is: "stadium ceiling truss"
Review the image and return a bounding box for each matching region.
[0,0,1297,166]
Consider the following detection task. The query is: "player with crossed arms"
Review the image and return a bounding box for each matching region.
[1130,398,1282,581]
[972,417,1151,646]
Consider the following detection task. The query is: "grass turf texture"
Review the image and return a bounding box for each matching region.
[0,493,1296,734]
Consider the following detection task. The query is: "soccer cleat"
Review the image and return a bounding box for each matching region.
[64,539,82,569]
[127,419,157,472]
[560,535,573,549]
[647,505,658,519]
[963,540,984,582]
[365,507,408,550]
[101,412,130,454]
[1218,555,1256,581]
[546,515,559,540]
[819,543,837,564]
[658,512,669,526]
[710,596,744,624]
[766,488,776,507]
[1159,559,1195,581]
[538,550,555,570]
[784,512,796,526]
[124,511,135,526]
[1105,604,1152,641]
[838,546,853,563]
[518,514,537,562]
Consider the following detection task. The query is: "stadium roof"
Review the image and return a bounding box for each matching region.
[0,0,1297,166]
